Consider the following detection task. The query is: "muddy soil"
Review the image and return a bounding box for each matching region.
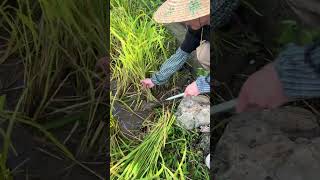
[111,59,195,135]
[0,51,107,179]
[1,123,107,180]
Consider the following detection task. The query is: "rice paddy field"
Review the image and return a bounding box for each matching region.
[1,0,319,179]
[0,0,107,179]
[0,0,210,179]
[110,0,210,179]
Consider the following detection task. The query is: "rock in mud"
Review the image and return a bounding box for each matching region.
[175,95,210,130]
[212,107,320,180]
[199,132,210,155]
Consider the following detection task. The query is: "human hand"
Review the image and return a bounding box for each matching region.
[236,63,289,113]
[184,81,200,97]
[141,78,155,88]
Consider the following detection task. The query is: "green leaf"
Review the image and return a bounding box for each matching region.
[43,112,86,130]
[196,68,209,77]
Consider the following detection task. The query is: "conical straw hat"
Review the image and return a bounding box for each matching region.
[153,0,210,24]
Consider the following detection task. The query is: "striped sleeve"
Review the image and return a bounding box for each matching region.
[196,75,210,93]
[151,47,190,85]
[274,43,320,98]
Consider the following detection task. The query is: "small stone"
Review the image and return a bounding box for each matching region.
[199,133,210,154]
[175,95,210,130]
[249,59,255,65]
[200,125,210,133]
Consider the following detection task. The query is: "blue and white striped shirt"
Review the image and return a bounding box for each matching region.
[151,47,210,93]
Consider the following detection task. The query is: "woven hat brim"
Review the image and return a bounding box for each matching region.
[153,0,210,24]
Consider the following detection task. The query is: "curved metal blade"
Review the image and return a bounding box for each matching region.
[165,93,185,101]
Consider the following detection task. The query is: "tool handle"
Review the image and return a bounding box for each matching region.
[211,99,237,115]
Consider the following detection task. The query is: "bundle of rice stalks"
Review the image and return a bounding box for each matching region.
[110,109,176,179]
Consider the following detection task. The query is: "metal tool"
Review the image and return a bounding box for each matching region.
[165,93,185,101]
[211,99,237,115]
[165,93,237,114]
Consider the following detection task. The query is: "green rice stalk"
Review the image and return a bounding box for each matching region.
[110,108,176,179]
[0,0,108,176]
[110,0,173,102]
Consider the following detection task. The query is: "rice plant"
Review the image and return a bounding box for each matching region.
[110,108,209,179]
[0,0,107,178]
[163,124,210,179]
[111,0,175,102]
[110,108,175,179]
